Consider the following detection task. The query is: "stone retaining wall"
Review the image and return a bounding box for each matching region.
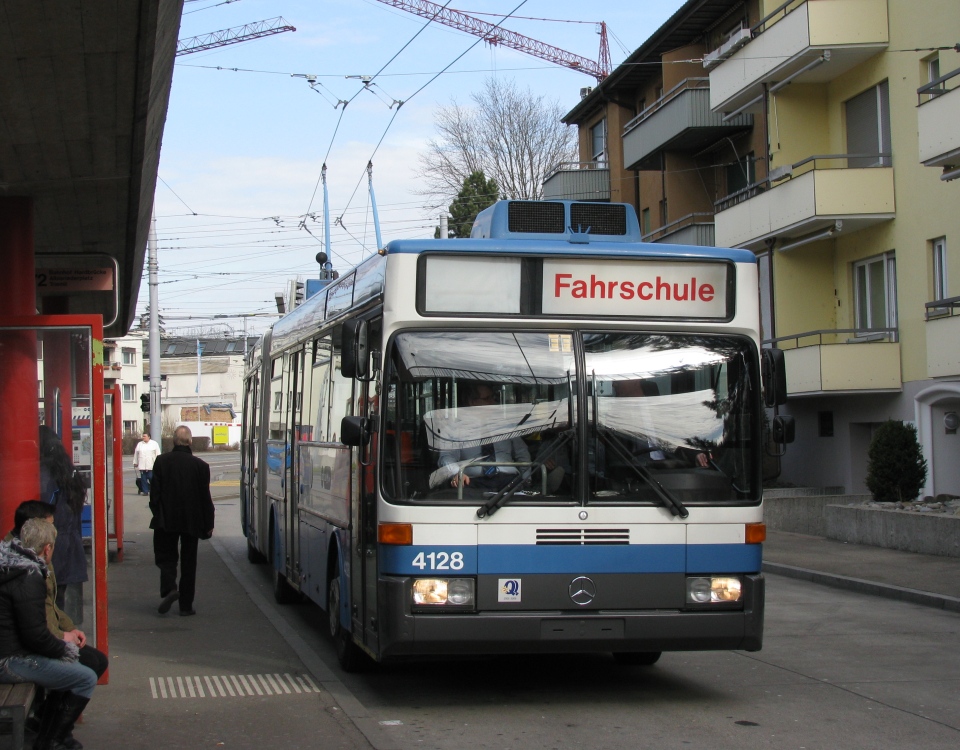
[824,505,960,558]
[763,494,871,536]
[763,493,960,558]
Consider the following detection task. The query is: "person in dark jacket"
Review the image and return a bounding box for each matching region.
[0,519,97,750]
[149,425,215,616]
[38,426,88,625]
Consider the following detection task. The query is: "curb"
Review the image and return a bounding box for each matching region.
[762,561,960,614]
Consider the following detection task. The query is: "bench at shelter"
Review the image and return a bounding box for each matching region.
[0,683,35,750]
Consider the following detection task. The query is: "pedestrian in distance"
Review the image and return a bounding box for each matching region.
[149,425,215,616]
[132,431,161,495]
[0,518,98,750]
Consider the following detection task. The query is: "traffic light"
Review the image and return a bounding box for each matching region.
[140,393,150,413]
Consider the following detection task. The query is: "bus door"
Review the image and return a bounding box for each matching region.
[283,349,303,585]
[352,318,382,653]
[241,370,260,548]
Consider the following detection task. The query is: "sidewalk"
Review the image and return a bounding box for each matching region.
[74,485,381,750]
[763,529,960,613]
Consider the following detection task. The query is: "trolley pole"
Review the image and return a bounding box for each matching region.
[148,211,162,439]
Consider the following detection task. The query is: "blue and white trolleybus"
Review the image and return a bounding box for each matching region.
[241,200,790,670]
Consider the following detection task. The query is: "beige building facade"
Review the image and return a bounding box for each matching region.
[554,0,960,497]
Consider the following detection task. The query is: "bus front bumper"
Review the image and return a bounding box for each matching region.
[376,573,764,658]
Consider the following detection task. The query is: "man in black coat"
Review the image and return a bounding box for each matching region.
[149,425,215,616]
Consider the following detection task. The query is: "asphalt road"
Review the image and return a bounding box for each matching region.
[201,452,960,750]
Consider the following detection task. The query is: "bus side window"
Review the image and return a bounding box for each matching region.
[306,335,332,442]
[330,327,353,442]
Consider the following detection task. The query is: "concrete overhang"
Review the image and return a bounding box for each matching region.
[0,0,182,336]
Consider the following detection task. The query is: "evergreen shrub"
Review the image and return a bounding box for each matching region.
[865,420,927,502]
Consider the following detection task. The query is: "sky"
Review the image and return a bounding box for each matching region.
[146,0,688,336]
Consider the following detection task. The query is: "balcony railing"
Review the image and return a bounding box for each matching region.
[925,297,960,377]
[751,0,806,36]
[764,328,901,395]
[917,65,960,104]
[714,153,890,212]
[708,0,889,114]
[623,78,711,135]
[917,66,960,174]
[641,212,714,244]
[542,162,610,201]
[925,294,960,320]
[764,328,898,349]
[543,161,608,182]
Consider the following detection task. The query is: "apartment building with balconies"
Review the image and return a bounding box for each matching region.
[557,0,767,245]
[554,0,960,497]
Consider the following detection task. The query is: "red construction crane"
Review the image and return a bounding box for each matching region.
[176,17,296,56]
[374,1,609,81]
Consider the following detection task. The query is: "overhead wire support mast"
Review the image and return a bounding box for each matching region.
[176,17,296,56]
[374,0,609,80]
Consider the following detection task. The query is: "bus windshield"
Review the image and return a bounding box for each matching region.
[382,330,758,506]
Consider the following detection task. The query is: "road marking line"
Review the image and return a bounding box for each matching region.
[151,673,321,699]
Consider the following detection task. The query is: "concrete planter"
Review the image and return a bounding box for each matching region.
[764,494,871,536]
[824,505,960,558]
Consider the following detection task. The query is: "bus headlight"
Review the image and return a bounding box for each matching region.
[686,576,742,604]
[412,578,475,609]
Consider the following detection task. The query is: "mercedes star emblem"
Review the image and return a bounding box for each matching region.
[568,576,596,606]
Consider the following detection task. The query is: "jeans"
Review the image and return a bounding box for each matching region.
[0,654,97,699]
[141,469,153,492]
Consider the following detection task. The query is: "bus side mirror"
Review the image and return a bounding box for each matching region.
[341,319,368,379]
[772,415,795,444]
[341,416,371,447]
[761,348,788,407]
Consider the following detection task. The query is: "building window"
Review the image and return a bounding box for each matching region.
[122,384,137,401]
[854,252,897,330]
[122,348,136,365]
[590,119,607,162]
[845,81,891,168]
[818,411,834,438]
[932,236,948,301]
[123,420,139,435]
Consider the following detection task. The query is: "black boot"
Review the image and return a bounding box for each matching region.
[33,692,89,750]
[32,690,63,750]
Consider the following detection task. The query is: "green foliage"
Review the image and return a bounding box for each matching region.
[446,171,499,238]
[865,420,927,502]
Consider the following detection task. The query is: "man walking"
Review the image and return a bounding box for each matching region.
[132,432,160,495]
[149,425,215,616]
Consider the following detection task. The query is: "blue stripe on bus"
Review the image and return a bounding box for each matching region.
[380,544,762,576]
[687,544,762,573]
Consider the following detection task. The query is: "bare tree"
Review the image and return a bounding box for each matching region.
[419,78,577,202]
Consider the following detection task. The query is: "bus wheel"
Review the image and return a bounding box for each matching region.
[612,652,661,666]
[327,573,363,672]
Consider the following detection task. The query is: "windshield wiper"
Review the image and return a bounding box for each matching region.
[477,430,575,519]
[596,428,689,519]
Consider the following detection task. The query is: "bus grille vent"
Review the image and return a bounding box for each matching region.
[536,528,630,545]
[507,201,565,234]
[570,203,627,235]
